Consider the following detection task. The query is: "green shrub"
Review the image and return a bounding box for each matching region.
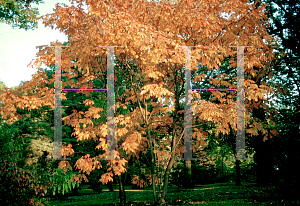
[170,163,195,189]
[0,118,81,205]
[0,120,48,205]
[85,170,103,193]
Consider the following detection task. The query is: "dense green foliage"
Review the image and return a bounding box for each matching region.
[0,0,44,30]
[0,116,49,205]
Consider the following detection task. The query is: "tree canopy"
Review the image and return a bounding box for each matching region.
[0,0,44,30]
[0,0,280,204]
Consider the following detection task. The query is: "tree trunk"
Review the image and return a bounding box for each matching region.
[118,173,126,205]
[229,127,243,187]
[107,181,114,192]
[159,147,177,203]
[146,126,158,203]
[235,159,242,186]
[184,159,193,188]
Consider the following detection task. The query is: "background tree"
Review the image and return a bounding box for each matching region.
[0,79,7,91]
[0,0,44,30]
[247,0,300,195]
[0,79,7,119]
[262,0,299,198]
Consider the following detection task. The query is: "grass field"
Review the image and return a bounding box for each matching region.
[45,182,299,206]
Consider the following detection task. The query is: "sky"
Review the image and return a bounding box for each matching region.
[0,0,89,88]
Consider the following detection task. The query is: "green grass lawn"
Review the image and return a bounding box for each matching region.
[44,182,299,206]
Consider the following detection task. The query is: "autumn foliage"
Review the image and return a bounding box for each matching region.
[0,0,279,204]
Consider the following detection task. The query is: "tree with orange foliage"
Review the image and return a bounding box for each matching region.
[0,0,279,204]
